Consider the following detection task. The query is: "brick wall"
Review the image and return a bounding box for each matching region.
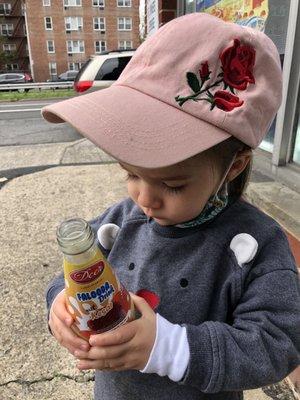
[25,0,140,81]
[158,0,176,26]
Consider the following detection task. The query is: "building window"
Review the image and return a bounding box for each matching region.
[92,0,105,6]
[6,63,19,70]
[0,3,12,15]
[0,24,13,36]
[44,17,53,30]
[93,17,105,31]
[43,0,51,6]
[3,43,16,53]
[117,0,131,7]
[67,40,85,53]
[118,40,132,50]
[49,62,57,78]
[68,62,84,70]
[47,40,55,53]
[64,0,82,6]
[95,40,106,53]
[117,17,132,31]
[65,17,83,31]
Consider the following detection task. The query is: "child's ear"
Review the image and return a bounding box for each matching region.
[226,149,252,182]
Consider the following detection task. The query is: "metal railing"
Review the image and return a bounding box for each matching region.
[0,81,74,91]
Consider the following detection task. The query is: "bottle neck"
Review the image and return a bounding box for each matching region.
[63,243,99,265]
[57,218,95,257]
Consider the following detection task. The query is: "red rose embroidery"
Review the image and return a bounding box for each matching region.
[220,38,255,90]
[199,61,210,81]
[213,90,244,112]
[175,38,255,111]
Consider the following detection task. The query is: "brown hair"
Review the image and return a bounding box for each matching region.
[208,137,253,201]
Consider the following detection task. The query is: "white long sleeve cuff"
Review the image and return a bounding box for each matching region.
[140,313,190,382]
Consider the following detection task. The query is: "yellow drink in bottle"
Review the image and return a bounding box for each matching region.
[57,218,134,341]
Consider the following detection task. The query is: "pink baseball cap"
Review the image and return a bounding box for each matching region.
[42,13,282,168]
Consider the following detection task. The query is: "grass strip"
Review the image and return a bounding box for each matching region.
[0,88,77,102]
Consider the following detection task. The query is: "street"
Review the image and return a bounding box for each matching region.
[0,99,112,184]
[0,100,81,146]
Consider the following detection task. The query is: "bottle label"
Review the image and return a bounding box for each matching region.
[64,248,133,340]
[70,261,104,284]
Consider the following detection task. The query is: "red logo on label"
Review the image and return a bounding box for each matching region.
[70,261,104,284]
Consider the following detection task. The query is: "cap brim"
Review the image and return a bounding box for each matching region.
[42,85,231,168]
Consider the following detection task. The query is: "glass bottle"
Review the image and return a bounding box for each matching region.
[57,217,134,341]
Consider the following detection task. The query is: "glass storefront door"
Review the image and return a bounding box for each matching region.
[293,128,300,164]
[292,91,300,164]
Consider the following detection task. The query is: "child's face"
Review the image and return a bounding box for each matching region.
[120,152,223,226]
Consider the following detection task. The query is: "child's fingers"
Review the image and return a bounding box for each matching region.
[50,311,90,353]
[50,289,73,327]
[89,321,136,347]
[130,293,155,316]
[75,341,128,360]
[77,357,125,371]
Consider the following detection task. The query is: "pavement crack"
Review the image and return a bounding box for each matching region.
[59,139,85,164]
[0,372,95,387]
[59,145,70,165]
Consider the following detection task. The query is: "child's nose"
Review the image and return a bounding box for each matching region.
[138,182,161,209]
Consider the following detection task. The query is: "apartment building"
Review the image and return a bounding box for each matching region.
[0,0,29,72]
[24,0,139,81]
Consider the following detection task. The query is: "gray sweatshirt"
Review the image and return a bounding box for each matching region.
[46,198,300,399]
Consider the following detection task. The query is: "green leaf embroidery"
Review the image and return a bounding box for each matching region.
[186,72,200,93]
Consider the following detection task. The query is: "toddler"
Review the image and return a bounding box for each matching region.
[43,13,300,400]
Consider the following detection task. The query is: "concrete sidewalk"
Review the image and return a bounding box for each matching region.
[0,139,299,399]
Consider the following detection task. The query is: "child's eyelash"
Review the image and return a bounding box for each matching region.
[125,173,185,195]
[163,184,185,195]
[125,173,138,181]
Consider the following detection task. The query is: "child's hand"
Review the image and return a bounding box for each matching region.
[49,289,90,355]
[74,293,156,372]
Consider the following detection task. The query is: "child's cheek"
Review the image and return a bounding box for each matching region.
[127,183,139,202]
[167,198,188,221]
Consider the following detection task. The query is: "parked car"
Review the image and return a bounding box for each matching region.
[48,70,79,82]
[74,49,135,94]
[0,72,33,92]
